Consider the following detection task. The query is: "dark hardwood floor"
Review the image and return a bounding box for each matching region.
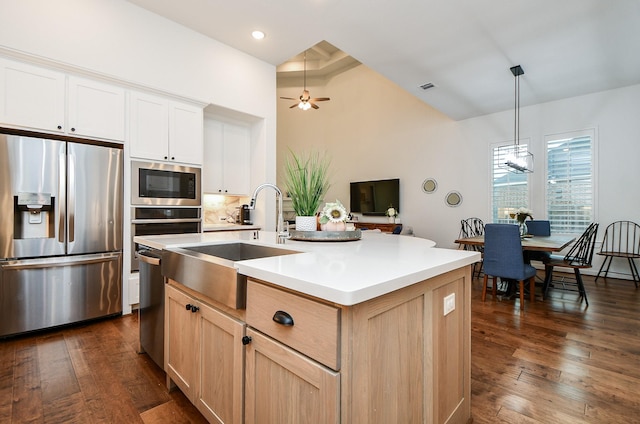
[0,311,207,423]
[471,271,640,423]
[0,271,638,423]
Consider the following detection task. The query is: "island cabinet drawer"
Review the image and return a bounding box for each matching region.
[246,280,340,371]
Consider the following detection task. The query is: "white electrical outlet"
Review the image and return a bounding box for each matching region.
[444,293,456,316]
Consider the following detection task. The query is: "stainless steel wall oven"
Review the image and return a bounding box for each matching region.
[131,207,201,271]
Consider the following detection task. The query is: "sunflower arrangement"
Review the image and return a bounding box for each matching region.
[319,200,348,225]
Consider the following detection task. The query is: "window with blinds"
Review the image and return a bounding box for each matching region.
[546,132,594,234]
[492,143,529,223]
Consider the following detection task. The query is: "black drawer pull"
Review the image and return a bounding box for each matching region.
[272,310,294,326]
[185,303,192,310]
[242,336,252,345]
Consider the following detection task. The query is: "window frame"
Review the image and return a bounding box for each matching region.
[544,128,597,235]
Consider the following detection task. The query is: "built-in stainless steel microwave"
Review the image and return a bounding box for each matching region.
[131,160,201,206]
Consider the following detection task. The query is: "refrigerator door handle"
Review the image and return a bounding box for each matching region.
[0,252,121,270]
[58,148,66,244]
[68,149,75,243]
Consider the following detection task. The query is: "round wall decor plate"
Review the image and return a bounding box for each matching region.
[422,178,438,193]
[445,191,462,207]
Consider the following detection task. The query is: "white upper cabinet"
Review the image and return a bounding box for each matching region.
[130,91,203,165]
[169,101,204,165]
[203,118,250,195]
[0,58,65,133]
[67,76,125,141]
[129,91,169,160]
[0,58,125,141]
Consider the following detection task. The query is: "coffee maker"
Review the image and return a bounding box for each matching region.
[241,204,252,225]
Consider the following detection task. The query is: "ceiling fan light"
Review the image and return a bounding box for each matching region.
[299,101,311,111]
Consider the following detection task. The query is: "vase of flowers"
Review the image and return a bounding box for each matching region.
[386,205,398,223]
[510,207,533,236]
[284,149,331,231]
[319,200,348,231]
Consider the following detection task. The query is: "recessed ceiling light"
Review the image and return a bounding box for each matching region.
[251,30,265,40]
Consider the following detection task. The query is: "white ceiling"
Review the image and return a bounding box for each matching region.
[126,0,640,121]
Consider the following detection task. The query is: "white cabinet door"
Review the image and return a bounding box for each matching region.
[203,119,224,193]
[67,76,126,141]
[169,101,203,165]
[203,118,250,195]
[222,124,250,195]
[129,91,170,161]
[0,58,65,133]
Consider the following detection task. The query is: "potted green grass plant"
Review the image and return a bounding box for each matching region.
[283,149,331,231]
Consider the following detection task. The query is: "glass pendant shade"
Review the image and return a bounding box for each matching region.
[498,144,534,173]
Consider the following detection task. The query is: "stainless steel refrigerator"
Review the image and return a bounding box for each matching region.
[0,132,123,337]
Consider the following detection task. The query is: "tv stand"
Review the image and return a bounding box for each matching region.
[354,222,402,233]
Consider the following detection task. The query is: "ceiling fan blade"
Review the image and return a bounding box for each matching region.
[309,97,330,102]
[280,96,298,100]
[311,102,319,109]
[289,103,299,108]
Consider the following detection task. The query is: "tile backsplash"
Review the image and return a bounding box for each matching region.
[203,194,250,225]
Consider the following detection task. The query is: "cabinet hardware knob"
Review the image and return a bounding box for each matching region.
[71,127,76,132]
[190,305,200,313]
[272,310,294,326]
[171,156,175,160]
[57,125,62,130]
[164,156,168,160]
[241,336,252,345]
[185,303,192,310]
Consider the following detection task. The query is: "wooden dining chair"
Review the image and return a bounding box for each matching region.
[482,224,537,311]
[459,217,485,278]
[542,222,599,305]
[595,220,640,287]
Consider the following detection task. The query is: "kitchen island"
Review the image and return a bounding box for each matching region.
[135,231,479,424]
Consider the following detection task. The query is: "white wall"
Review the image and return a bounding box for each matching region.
[277,64,640,278]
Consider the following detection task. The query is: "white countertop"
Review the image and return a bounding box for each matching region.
[203,224,260,232]
[134,231,480,306]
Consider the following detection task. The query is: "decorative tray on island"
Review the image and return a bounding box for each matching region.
[289,229,362,242]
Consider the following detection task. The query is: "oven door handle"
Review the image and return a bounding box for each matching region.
[136,249,162,266]
[131,218,202,224]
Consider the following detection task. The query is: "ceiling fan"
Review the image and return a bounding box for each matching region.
[280,51,330,110]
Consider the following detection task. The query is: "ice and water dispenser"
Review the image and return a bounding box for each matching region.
[13,192,55,239]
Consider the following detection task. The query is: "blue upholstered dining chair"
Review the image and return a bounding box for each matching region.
[525,220,552,264]
[526,220,551,237]
[482,224,538,311]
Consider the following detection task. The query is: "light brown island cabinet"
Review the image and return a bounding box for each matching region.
[165,265,471,424]
[243,265,470,424]
[165,284,245,424]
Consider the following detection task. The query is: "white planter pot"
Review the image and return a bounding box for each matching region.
[296,216,317,231]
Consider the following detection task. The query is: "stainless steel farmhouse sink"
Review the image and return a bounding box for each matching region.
[161,243,299,309]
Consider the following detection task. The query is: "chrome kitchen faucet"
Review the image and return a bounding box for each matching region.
[248,183,290,244]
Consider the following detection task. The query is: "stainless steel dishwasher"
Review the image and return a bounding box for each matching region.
[137,248,165,370]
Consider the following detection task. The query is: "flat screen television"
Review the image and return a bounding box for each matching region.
[350,178,400,216]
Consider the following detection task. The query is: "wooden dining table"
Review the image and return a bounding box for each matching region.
[455,234,576,252]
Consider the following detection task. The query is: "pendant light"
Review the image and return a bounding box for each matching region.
[499,65,533,173]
